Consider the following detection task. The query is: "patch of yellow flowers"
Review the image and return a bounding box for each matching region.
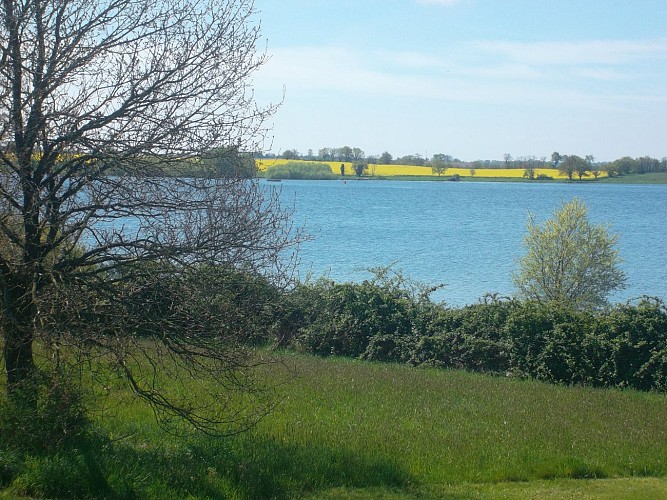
[255,159,605,180]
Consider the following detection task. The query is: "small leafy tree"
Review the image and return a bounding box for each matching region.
[513,199,627,310]
[523,164,536,180]
[558,155,577,180]
[353,163,367,177]
[431,159,449,177]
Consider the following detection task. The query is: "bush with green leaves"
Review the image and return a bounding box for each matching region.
[0,368,90,453]
[513,198,627,310]
[265,162,336,180]
[504,302,604,385]
[596,297,667,390]
[291,279,415,360]
[283,272,667,392]
[289,268,442,362]
[411,297,517,373]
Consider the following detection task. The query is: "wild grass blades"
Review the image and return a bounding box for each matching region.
[1,348,666,498]
[261,354,667,485]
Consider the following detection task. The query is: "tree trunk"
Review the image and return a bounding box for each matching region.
[2,280,36,396]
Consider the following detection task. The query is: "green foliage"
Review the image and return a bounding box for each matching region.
[282,269,667,392]
[202,147,256,178]
[288,268,442,362]
[504,302,603,385]
[266,161,336,180]
[353,163,367,177]
[0,368,90,452]
[558,154,585,180]
[412,297,517,373]
[114,264,282,345]
[291,282,415,360]
[596,298,667,390]
[431,159,449,176]
[513,198,627,310]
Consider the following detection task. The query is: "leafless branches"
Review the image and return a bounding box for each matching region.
[0,0,296,434]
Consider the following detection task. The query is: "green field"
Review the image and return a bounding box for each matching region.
[597,172,667,184]
[2,351,666,498]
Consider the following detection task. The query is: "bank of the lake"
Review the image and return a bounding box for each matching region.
[374,172,667,184]
[259,171,667,184]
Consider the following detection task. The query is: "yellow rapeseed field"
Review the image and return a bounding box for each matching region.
[255,159,605,180]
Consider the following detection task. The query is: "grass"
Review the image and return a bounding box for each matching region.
[598,172,667,184]
[1,351,666,498]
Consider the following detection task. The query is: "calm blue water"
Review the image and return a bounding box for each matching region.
[267,179,667,307]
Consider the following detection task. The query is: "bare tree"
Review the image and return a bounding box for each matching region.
[503,153,512,168]
[0,0,298,434]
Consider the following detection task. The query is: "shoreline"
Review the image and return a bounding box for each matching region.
[259,172,667,185]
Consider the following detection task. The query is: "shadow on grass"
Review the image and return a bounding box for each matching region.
[2,432,414,499]
[110,432,414,499]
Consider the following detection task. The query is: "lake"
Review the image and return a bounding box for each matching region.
[267,179,667,307]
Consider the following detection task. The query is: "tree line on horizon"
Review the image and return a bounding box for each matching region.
[256,147,667,177]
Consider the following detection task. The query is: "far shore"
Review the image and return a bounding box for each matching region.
[258,171,667,185]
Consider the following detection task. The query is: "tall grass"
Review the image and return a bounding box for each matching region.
[259,355,667,483]
[2,350,666,498]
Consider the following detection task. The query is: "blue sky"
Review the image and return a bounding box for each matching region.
[252,0,667,162]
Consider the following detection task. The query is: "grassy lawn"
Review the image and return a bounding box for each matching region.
[309,477,667,499]
[2,351,666,498]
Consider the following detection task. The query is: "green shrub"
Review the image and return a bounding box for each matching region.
[266,161,336,180]
[282,274,667,392]
[103,263,283,346]
[597,298,667,390]
[504,302,603,385]
[410,298,517,373]
[0,368,90,452]
[290,269,442,361]
[292,280,416,359]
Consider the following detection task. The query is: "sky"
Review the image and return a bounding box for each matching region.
[251,0,667,162]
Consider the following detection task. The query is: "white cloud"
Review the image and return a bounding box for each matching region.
[474,38,667,66]
[253,36,667,140]
[256,45,611,109]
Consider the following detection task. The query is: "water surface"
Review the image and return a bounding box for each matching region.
[269,179,667,306]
